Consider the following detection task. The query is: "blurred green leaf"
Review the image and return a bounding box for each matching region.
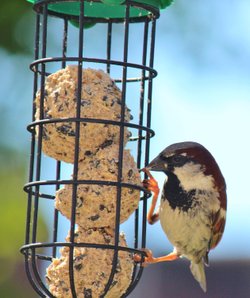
[0,148,48,260]
[0,146,48,295]
[0,0,33,54]
[0,166,28,259]
[0,260,35,297]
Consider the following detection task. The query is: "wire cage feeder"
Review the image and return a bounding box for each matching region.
[21,0,172,297]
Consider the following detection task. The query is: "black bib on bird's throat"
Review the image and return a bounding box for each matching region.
[163,172,196,212]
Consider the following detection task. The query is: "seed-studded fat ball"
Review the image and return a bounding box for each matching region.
[55,145,141,228]
[46,227,134,298]
[35,66,132,163]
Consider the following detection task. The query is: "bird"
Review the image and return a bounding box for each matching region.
[138,141,227,292]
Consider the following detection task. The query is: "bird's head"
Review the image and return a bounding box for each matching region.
[146,142,219,175]
[145,142,226,208]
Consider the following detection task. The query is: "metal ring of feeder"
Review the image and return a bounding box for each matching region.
[23,179,149,200]
[29,56,158,82]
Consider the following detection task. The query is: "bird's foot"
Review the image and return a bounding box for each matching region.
[134,248,180,266]
[134,248,156,267]
[140,168,160,225]
[141,168,160,195]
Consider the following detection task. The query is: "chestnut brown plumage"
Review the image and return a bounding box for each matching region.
[137,141,227,292]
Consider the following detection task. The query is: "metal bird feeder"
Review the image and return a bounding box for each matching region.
[20,0,173,297]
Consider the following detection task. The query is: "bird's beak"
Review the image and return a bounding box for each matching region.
[144,155,167,172]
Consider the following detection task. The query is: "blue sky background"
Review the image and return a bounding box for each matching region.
[145,0,250,259]
[0,0,250,262]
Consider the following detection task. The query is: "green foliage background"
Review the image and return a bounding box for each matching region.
[0,149,48,297]
[0,0,31,54]
[0,1,48,296]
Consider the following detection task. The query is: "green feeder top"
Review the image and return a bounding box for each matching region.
[27,0,174,20]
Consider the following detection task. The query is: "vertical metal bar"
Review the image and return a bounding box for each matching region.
[62,18,68,68]
[52,163,60,257]
[142,16,157,249]
[68,1,85,297]
[125,18,150,297]
[31,5,54,297]
[26,8,40,250]
[102,2,130,296]
[52,18,68,259]
[33,2,48,245]
[106,21,112,74]
[145,16,156,165]
[24,12,47,298]
[135,18,149,248]
[116,0,130,243]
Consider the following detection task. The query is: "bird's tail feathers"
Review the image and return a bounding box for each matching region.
[190,260,207,292]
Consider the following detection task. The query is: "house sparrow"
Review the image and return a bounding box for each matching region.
[137,141,227,292]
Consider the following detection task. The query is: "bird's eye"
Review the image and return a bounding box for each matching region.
[172,155,183,164]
